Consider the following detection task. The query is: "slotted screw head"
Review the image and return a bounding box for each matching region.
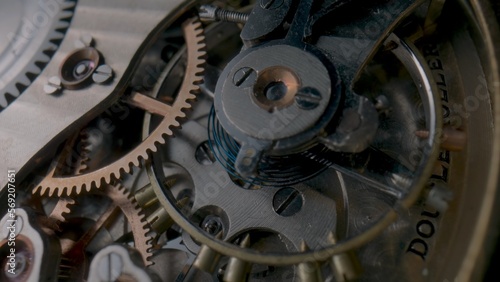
[232,67,256,88]
[74,33,94,48]
[92,64,113,84]
[44,76,62,95]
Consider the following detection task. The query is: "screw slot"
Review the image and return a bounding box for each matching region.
[252,66,300,112]
[233,67,256,88]
[272,187,303,217]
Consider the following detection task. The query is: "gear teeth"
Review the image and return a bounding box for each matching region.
[25,64,42,76]
[0,0,75,109]
[37,53,52,63]
[34,17,207,196]
[193,233,223,273]
[48,197,76,229]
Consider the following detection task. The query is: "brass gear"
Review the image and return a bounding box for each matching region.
[33,18,206,197]
[100,184,154,266]
[57,184,154,270]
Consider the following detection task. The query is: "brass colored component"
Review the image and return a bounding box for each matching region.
[193,233,224,273]
[33,18,206,197]
[223,234,252,282]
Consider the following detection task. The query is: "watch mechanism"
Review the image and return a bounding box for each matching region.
[0,0,499,281]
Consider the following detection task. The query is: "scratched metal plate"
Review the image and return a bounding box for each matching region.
[139,1,500,281]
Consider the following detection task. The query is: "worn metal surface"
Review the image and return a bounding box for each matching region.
[0,0,189,190]
[0,0,499,281]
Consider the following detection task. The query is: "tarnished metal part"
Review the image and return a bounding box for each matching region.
[87,245,159,282]
[47,197,76,228]
[0,208,61,282]
[199,4,249,24]
[32,18,206,196]
[0,0,193,190]
[240,0,292,46]
[0,0,76,109]
[0,0,499,281]
[50,183,154,281]
[101,184,154,266]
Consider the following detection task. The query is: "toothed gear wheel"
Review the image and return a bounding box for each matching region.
[47,196,76,228]
[33,18,206,197]
[0,0,76,110]
[100,184,154,266]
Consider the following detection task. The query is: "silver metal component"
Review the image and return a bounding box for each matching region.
[297,241,323,282]
[260,0,284,10]
[75,64,88,76]
[195,141,216,165]
[426,179,453,212]
[92,64,114,84]
[0,213,23,238]
[74,33,94,48]
[201,215,223,235]
[87,245,158,282]
[234,142,268,177]
[223,234,252,282]
[43,76,62,95]
[0,0,178,188]
[215,44,335,158]
[199,4,249,24]
[375,95,390,112]
[0,0,499,281]
[294,87,322,110]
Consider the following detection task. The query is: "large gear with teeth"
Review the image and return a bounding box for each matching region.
[0,0,76,110]
[33,18,206,197]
